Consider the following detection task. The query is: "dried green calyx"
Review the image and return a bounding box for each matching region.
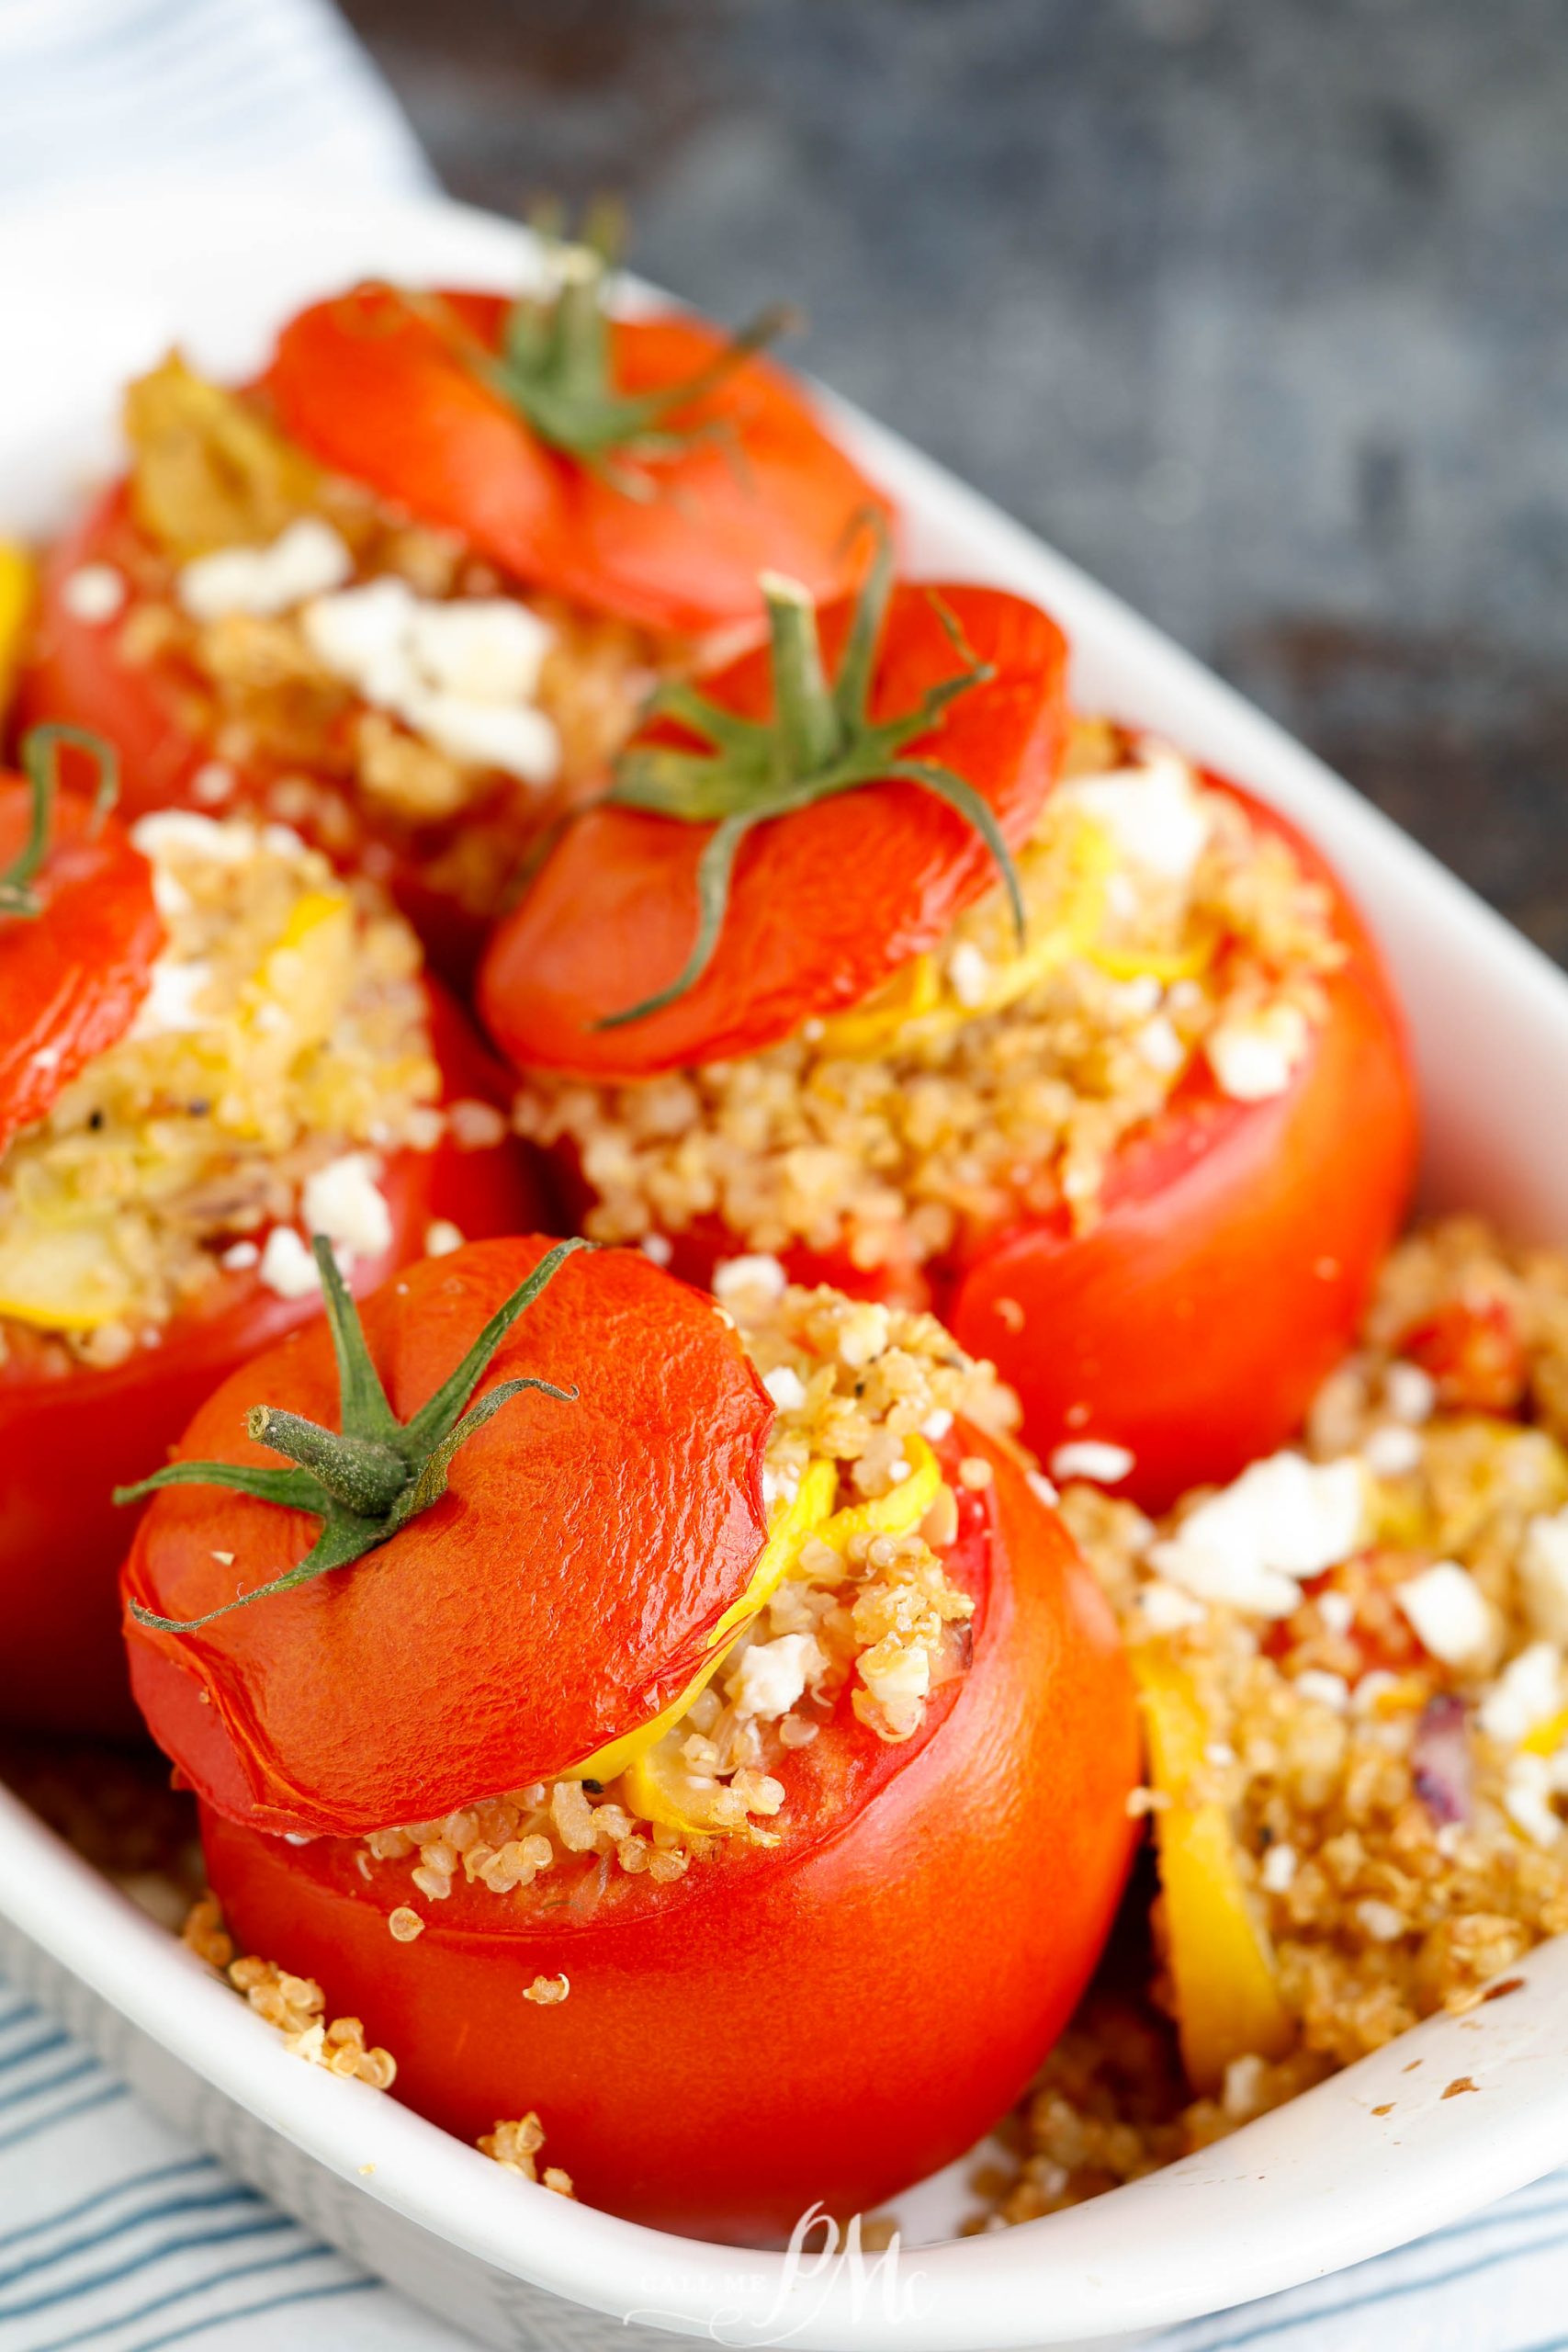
[596,527,1026,1029]
[1,725,118,919]
[452,201,792,492]
[119,1237,589,1633]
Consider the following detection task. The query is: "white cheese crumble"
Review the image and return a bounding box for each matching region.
[126,957,215,1040]
[729,1633,823,1721]
[762,1365,807,1411]
[1504,1753,1562,1848]
[1363,1424,1424,1478]
[178,519,353,622]
[1133,1579,1206,1634]
[220,1239,260,1271]
[1395,1561,1495,1669]
[1147,1452,1365,1621]
[1318,1589,1356,1636]
[1057,746,1213,881]
[301,1153,392,1264]
[921,1408,955,1443]
[639,1233,674,1267]
[1206,1001,1312,1103]
[1357,1898,1407,1943]
[1261,1841,1298,1894]
[423,1220,465,1259]
[1479,1641,1563,1747]
[61,563,126,623]
[713,1254,788,1306]
[1136,1013,1187,1074]
[1521,1510,1568,1646]
[1050,1440,1135,1486]
[946,942,990,1009]
[256,1226,322,1301]
[1384,1362,1438,1425]
[859,1644,931,1711]
[1293,1668,1351,1713]
[302,579,559,787]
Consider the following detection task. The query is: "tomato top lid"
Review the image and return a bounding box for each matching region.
[0,728,164,1155]
[264,213,897,639]
[120,1237,773,1839]
[479,549,1070,1080]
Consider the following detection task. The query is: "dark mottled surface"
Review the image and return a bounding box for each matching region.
[340,0,1568,956]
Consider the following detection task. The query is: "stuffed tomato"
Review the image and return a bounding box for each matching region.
[481,556,1418,1510]
[14,225,891,979]
[122,1239,1137,2239]
[0,730,539,1736]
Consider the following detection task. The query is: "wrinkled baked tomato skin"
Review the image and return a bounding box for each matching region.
[198,1430,1139,2242]
[0,989,544,1739]
[265,285,896,640]
[536,777,1417,1511]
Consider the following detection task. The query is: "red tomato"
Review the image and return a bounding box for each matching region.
[122,1240,774,1836]
[265,284,896,639]
[1398,1297,1527,1418]
[519,771,1417,1512]
[479,582,1070,1073]
[0,991,544,1739]
[197,1429,1138,2240]
[0,760,164,1152]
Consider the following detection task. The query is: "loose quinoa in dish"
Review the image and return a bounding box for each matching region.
[514,718,1345,1272]
[362,1261,1017,1911]
[0,809,437,1361]
[985,1215,1568,2225]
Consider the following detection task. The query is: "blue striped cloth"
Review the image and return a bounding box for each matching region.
[6,5,1568,2347]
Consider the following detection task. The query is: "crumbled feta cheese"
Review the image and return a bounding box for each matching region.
[257,1226,321,1300]
[639,1233,674,1267]
[921,1408,954,1443]
[302,581,559,786]
[1396,1561,1495,1670]
[1294,1668,1351,1713]
[178,519,352,622]
[834,1301,892,1368]
[423,1219,465,1259]
[1133,1579,1206,1634]
[220,1239,260,1272]
[713,1254,787,1306]
[1480,1642,1563,1747]
[761,1462,802,1513]
[730,1633,822,1721]
[1111,974,1163,1021]
[1363,1424,1423,1478]
[1357,1899,1407,1943]
[61,563,126,623]
[1318,1589,1356,1637]
[127,957,215,1039]
[947,942,990,1008]
[1504,1752,1562,1847]
[1261,1842,1298,1894]
[191,761,237,806]
[1136,1014,1186,1074]
[1147,1452,1365,1620]
[762,1365,807,1411]
[1057,747,1213,880]
[130,808,258,866]
[301,1153,391,1264]
[1521,1510,1568,1646]
[1050,1441,1135,1486]
[1206,1001,1312,1103]
[1385,1362,1438,1425]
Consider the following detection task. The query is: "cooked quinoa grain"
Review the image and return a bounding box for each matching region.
[182,1897,397,2087]
[516,721,1343,1268]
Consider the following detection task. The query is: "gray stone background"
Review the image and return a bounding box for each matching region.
[341,0,1568,960]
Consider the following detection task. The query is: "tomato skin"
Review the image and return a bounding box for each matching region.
[479,584,1070,1075]
[0,988,545,1739]
[265,286,896,640]
[0,771,164,1151]
[197,1431,1139,2241]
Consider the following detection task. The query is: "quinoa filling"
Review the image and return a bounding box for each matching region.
[515,718,1344,1271]
[363,1261,1017,1918]
[989,1215,1568,2224]
[77,357,657,920]
[0,810,439,1363]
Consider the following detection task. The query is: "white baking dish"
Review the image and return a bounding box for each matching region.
[3,187,1568,2352]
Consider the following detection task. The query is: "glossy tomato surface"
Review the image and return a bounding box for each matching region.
[265,286,896,639]
[0,990,544,1738]
[199,1430,1139,2241]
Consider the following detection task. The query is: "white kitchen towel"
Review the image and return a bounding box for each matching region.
[5,3,1568,2348]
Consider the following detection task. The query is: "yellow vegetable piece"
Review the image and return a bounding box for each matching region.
[814,1433,943,1556]
[0,540,34,726]
[1133,1642,1295,2093]
[1088,922,1218,986]
[1522,1705,1568,1758]
[563,1458,840,1791]
[242,889,355,1054]
[0,1218,134,1332]
[814,954,944,1058]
